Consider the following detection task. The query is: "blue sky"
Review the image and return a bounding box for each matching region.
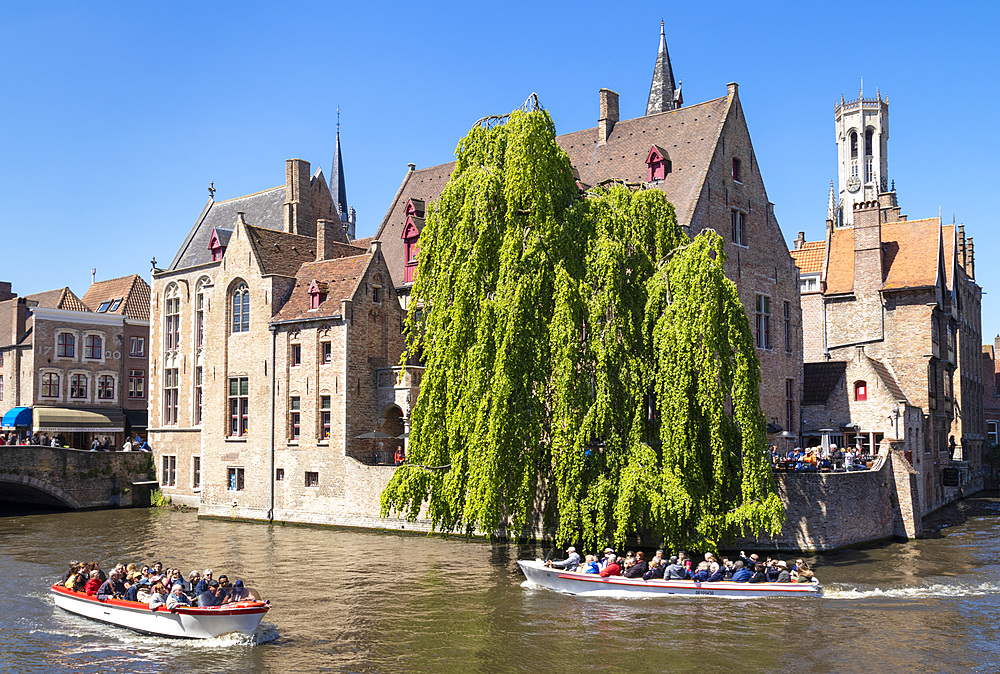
[2,1,998,340]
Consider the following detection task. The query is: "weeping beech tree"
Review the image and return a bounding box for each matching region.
[380,107,784,552]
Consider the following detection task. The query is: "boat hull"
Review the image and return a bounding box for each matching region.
[517,560,820,598]
[50,585,269,638]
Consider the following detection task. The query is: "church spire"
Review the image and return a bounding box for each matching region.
[645,21,680,116]
[330,109,349,221]
[827,181,837,222]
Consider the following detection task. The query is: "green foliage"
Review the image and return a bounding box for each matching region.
[380,107,783,552]
[150,489,172,508]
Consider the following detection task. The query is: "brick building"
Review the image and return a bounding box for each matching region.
[791,91,985,516]
[150,157,417,526]
[374,24,804,440]
[982,340,1000,486]
[0,275,151,447]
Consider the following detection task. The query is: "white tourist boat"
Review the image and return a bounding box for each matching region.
[50,584,271,638]
[517,559,821,598]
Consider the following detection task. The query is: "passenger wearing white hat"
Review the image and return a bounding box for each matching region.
[546,546,581,570]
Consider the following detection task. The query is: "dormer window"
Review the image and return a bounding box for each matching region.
[308,280,327,310]
[645,146,670,182]
[209,228,226,262]
[402,201,424,284]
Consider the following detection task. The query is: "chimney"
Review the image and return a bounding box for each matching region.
[598,89,619,145]
[727,82,739,98]
[316,219,334,262]
[283,159,313,235]
[0,281,13,302]
[969,237,975,280]
[11,297,27,345]
[794,231,806,250]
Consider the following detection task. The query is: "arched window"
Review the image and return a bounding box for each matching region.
[865,129,874,156]
[195,278,210,348]
[71,374,88,399]
[57,333,75,358]
[42,373,59,397]
[85,335,102,360]
[98,375,115,400]
[850,131,858,158]
[164,284,180,351]
[231,283,250,333]
[854,380,867,401]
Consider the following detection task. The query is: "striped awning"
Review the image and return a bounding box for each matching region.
[32,407,124,433]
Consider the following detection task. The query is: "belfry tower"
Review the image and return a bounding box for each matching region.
[833,87,889,226]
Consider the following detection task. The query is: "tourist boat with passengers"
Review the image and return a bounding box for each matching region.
[50,584,270,638]
[517,559,821,598]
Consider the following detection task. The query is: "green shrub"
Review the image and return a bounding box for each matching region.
[150,489,172,507]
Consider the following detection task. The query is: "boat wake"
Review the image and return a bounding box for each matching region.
[822,581,1000,600]
[117,620,280,647]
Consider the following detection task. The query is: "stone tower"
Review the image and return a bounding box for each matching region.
[834,87,889,226]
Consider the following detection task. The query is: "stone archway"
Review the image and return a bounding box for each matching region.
[0,473,81,508]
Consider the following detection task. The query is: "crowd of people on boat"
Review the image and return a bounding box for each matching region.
[546,547,815,584]
[770,444,873,472]
[59,560,255,610]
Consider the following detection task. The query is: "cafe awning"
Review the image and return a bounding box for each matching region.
[33,407,124,433]
[1,407,31,429]
[125,409,148,429]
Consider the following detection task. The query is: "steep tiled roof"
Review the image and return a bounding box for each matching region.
[824,228,855,294]
[245,226,318,278]
[790,241,825,275]
[881,218,941,290]
[557,95,729,229]
[868,358,909,404]
[375,95,732,288]
[271,253,372,322]
[169,187,286,271]
[803,361,846,406]
[81,274,151,321]
[25,287,91,312]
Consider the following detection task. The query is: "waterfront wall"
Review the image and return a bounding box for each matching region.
[733,445,921,552]
[0,447,155,509]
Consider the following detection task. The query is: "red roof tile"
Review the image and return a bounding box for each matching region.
[271,252,372,322]
[790,241,825,275]
[81,274,151,321]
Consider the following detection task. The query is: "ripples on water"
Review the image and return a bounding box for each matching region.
[3,495,1000,672]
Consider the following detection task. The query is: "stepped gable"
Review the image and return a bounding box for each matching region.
[803,361,847,405]
[245,226,318,278]
[272,252,372,323]
[24,287,91,312]
[556,95,730,229]
[169,186,286,271]
[790,240,825,275]
[375,162,454,285]
[880,217,941,290]
[81,274,151,321]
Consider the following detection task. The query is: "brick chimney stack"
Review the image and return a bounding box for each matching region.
[598,89,619,145]
[0,282,13,302]
[316,219,334,261]
[794,231,806,250]
[11,297,27,345]
[283,159,314,236]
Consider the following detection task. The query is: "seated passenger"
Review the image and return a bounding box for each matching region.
[148,582,168,610]
[65,567,87,593]
[229,579,251,602]
[664,556,689,580]
[748,563,768,583]
[84,570,102,596]
[623,551,648,579]
[546,546,581,570]
[193,569,213,595]
[775,560,792,583]
[187,571,202,595]
[795,564,815,583]
[96,571,122,601]
[196,581,223,607]
[598,555,621,577]
[166,583,193,610]
[691,561,711,582]
[643,558,665,581]
[136,579,153,604]
[62,561,80,585]
[581,555,600,574]
[730,561,752,582]
[124,575,141,602]
[765,560,781,582]
[705,564,725,582]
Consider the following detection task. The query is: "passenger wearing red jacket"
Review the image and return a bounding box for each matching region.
[84,571,102,596]
[599,555,621,577]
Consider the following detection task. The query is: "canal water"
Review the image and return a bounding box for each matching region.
[3,496,1000,673]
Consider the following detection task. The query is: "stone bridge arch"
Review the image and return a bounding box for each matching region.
[0,473,81,508]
